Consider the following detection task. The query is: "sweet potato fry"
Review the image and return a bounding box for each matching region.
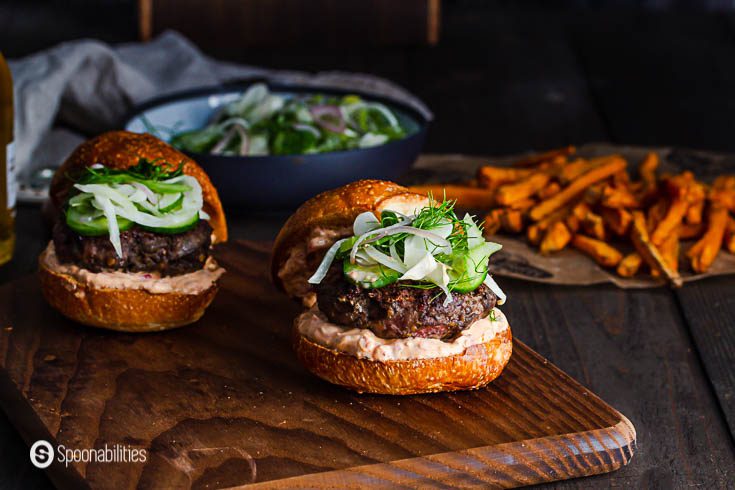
[613,169,631,186]
[601,207,632,236]
[565,214,580,233]
[646,197,668,233]
[685,181,706,225]
[527,204,574,244]
[582,211,606,241]
[637,152,659,201]
[508,197,536,212]
[483,209,504,236]
[711,179,735,211]
[601,184,639,209]
[564,202,589,232]
[572,234,623,268]
[725,217,735,254]
[408,184,494,209]
[476,166,532,188]
[540,221,572,254]
[713,175,735,191]
[650,173,692,246]
[583,183,605,205]
[529,156,627,221]
[630,210,682,287]
[495,172,551,206]
[526,224,542,245]
[570,201,590,219]
[512,145,576,167]
[617,253,643,277]
[500,208,524,233]
[558,158,595,183]
[537,181,561,200]
[687,203,728,273]
[659,229,680,273]
[638,152,659,181]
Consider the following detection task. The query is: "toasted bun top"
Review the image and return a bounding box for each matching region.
[49,131,227,243]
[271,180,428,299]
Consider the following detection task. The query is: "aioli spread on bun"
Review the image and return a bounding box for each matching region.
[39,131,227,332]
[272,180,512,394]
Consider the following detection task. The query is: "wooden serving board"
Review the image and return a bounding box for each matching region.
[0,241,635,489]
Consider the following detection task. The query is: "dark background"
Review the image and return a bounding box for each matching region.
[5,0,735,156]
[3,1,735,488]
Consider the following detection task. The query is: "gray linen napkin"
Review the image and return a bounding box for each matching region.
[8,31,431,199]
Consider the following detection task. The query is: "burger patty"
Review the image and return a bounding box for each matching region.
[53,219,212,276]
[316,269,497,340]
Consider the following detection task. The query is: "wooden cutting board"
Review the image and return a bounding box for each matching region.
[0,241,635,489]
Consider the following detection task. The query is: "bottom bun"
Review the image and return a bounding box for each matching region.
[293,324,513,395]
[39,257,219,333]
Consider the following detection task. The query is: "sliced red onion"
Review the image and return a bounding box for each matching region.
[218,117,251,130]
[211,126,238,155]
[233,124,249,156]
[309,105,345,133]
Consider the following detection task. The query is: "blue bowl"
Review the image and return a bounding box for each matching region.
[123,83,429,210]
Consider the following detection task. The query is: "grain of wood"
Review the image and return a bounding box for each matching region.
[0,242,635,489]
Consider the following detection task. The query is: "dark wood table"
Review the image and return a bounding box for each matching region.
[2,1,735,488]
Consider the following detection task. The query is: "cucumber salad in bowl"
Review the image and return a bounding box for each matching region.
[170,83,410,156]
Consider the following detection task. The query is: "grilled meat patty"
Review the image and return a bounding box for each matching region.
[316,268,497,340]
[53,220,212,276]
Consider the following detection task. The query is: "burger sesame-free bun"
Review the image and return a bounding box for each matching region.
[39,250,219,332]
[49,130,227,243]
[274,179,513,395]
[41,131,226,332]
[271,180,428,299]
[293,323,513,395]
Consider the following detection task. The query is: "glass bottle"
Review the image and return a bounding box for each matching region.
[0,51,15,265]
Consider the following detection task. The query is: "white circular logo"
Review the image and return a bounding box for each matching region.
[30,440,54,469]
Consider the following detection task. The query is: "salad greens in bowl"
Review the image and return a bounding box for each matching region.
[124,82,428,209]
[170,84,410,156]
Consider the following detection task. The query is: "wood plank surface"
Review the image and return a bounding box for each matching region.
[0,241,635,488]
[500,278,735,487]
[675,277,735,438]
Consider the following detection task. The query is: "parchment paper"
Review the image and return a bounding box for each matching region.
[408,144,735,288]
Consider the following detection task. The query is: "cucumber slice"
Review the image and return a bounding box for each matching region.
[158,193,183,213]
[449,243,494,293]
[143,180,191,194]
[343,259,401,289]
[140,211,199,234]
[450,266,487,293]
[66,206,133,237]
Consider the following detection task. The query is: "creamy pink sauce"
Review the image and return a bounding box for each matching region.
[41,241,225,295]
[296,307,509,361]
